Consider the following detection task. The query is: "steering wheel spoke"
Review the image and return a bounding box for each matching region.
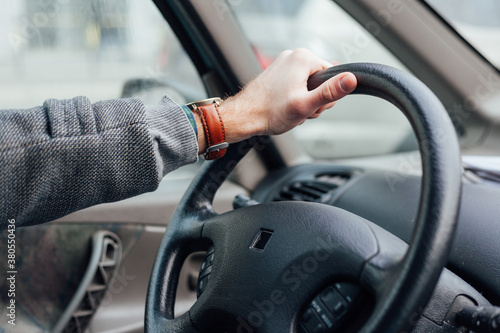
[358,222,407,297]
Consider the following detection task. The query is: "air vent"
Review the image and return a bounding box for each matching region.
[274,181,338,203]
[315,173,350,186]
[273,173,351,203]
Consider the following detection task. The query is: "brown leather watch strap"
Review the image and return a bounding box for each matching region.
[197,102,228,160]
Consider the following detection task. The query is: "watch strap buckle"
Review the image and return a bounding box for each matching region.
[203,142,229,159]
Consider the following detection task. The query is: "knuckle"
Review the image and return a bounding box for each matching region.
[289,95,307,113]
[290,48,311,62]
[294,48,310,55]
[279,49,293,58]
[321,82,337,102]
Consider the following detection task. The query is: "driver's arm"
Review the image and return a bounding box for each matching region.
[0,49,356,229]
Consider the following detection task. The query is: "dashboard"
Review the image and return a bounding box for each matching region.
[251,162,500,307]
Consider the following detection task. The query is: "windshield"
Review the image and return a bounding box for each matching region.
[231,0,416,160]
[425,0,500,69]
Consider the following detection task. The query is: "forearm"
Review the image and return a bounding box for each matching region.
[0,96,198,228]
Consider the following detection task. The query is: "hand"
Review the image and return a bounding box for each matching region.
[196,48,357,152]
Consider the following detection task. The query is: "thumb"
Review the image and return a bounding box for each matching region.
[307,72,357,111]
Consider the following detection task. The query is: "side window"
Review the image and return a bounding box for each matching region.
[0,0,206,177]
[232,0,416,159]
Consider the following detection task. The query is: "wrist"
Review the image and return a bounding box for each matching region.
[181,104,198,139]
[189,93,266,156]
[191,111,207,154]
[217,96,265,143]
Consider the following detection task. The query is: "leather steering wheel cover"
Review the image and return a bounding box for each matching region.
[146,63,462,333]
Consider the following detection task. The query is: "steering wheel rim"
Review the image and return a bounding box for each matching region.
[145,63,462,333]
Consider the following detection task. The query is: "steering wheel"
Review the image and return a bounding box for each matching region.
[145,63,462,333]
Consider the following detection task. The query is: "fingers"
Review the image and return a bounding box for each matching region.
[307,72,357,112]
[317,101,337,113]
[277,49,293,60]
[279,48,333,75]
[307,101,337,119]
[315,57,334,73]
[248,48,357,136]
[302,50,334,75]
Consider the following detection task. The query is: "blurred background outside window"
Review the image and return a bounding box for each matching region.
[3,0,496,161]
[0,0,206,179]
[0,0,206,110]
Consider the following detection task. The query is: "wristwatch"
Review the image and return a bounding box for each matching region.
[185,97,229,160]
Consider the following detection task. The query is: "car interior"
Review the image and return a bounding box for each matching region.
[1,0,500,332]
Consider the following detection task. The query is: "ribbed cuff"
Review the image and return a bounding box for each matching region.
[181,104,198,140]
[145,95,199,179]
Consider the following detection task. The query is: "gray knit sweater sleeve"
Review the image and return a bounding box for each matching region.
[0,95,198,228]
[146,95,198,179]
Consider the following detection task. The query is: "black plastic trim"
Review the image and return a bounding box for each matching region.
[253,164,363,205]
